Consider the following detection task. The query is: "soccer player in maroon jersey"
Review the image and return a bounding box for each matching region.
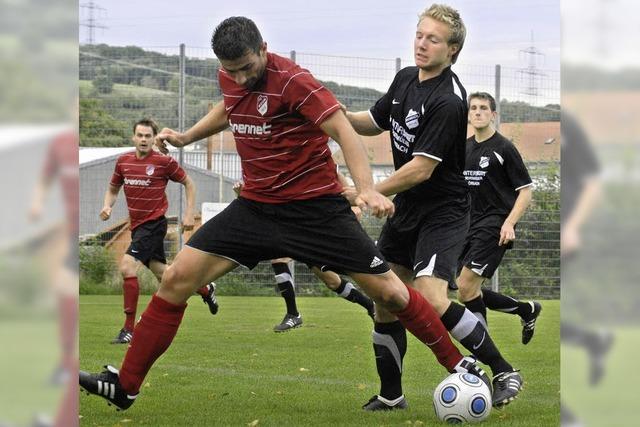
[29,121,80,427]
[80,17,489,411]
[100,118,218,344]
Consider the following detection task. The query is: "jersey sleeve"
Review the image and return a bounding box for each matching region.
[368,74,399,131]
[110,158,124,187]
[166,156,187,183]
[283,69,341,126]
[41,138,59,181]
[412,96,465,162]
[502,142,533,191]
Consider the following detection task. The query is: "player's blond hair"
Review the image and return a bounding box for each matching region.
[419,4,466,64]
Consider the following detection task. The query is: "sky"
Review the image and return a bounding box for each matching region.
[83,0,561,70]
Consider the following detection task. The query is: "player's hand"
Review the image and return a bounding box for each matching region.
[341,185,358,205]
[561,225,580,256]
[181,213,194,232]
[232,181,244,197]
[499,221,515,246]
[351,206,363,221]
[338,102,348,114]
[155,128,186,154]
[28,202,42,222]
[99,206,112,221]
[354,188,394,218]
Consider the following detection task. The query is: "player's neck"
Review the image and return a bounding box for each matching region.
[474,127,496,143]
[135,150,152,159]
[418,63,449,82]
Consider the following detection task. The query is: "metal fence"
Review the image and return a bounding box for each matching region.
[79,44,560,299]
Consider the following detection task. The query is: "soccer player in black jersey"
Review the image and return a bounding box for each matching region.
[457,92,541,348]
[343,4,521,409]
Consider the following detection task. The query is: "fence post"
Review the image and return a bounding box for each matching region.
[206,103,213,171]
[395,57,401,73]
[490,63,502,292]
[290,50,296,63]
[494,64,501,130]
[178,43,185,248]
[219,132,223,202]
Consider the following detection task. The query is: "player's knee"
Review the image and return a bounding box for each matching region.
[119,259,137,277]
[159,264,195,297]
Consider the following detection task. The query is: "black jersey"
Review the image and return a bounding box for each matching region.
[464,131,532,225]
[560,112,599,225]
[369,66,468,203]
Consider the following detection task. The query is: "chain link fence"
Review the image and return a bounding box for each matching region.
[79,44,559,299]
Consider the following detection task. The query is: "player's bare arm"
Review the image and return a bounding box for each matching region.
[180,176,196,231]
[499,185,532,246]
[320,110,394,218]
[100,184,121,221]
[155,101,229,153]
[375,155,438,197]
[340,104,384,136]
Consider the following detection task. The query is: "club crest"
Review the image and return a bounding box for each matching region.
[257,95,268,116]
[146,165,155,176]
[405,108,420,129]
[479,156,490,168]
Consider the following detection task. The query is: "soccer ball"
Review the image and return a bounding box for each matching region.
[432,372,492,423]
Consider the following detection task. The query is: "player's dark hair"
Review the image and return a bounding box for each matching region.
[468,92,497,112]
[133,118,159,136]
[211,17,263,60]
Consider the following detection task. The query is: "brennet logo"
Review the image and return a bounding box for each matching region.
[124,177,151,186]
[229,120,272,136]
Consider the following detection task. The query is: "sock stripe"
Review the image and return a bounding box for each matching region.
[372,331,403,373]
[339,282,354,298]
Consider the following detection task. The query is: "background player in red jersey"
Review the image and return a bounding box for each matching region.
[80,17,489,412]
[100,118,217,344]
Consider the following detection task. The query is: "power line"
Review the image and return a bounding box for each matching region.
[517,31,546,102]
[80,2,108,45]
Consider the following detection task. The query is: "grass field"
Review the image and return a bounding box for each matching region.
[80,296,559,426]
[562,326,638,426]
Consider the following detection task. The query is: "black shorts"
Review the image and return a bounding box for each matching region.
[126,216,167,267]
[458,222,513,279]
[187,196,389,275]
[377,194,469,284]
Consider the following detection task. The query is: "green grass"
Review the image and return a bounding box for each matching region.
[562,326,638,426]
[80,296,559,426]
[0,317,62,425]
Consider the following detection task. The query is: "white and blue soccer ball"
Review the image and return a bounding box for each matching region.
[433,372,492,423]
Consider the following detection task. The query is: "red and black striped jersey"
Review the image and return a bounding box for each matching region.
[110,150,186,230]
[220,52,342,203]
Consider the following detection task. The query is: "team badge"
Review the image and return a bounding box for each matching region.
[405,108,420,129]
[479,156,490,168]
[146,165,155,176]
[257,95,268,116]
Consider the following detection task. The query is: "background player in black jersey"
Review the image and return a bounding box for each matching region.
[342,4,521,409]
[456,92,542,346]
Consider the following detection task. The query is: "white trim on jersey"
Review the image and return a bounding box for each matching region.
[515,182,533,191]
[281,71,313,96]
[272,162,327,189]
[313,104,340,124]
[368,110,385,132]
[413,152,443,162]
[242,150,291,163]
[452,77,463,100]
[230,111,289,120]
[301,182,337,194]
[493,151,505,165]
[297,86,326,112]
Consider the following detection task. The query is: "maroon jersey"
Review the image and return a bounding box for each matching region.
[43,130,79,235]
[220,52,342,203]
[110,150,186,230]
